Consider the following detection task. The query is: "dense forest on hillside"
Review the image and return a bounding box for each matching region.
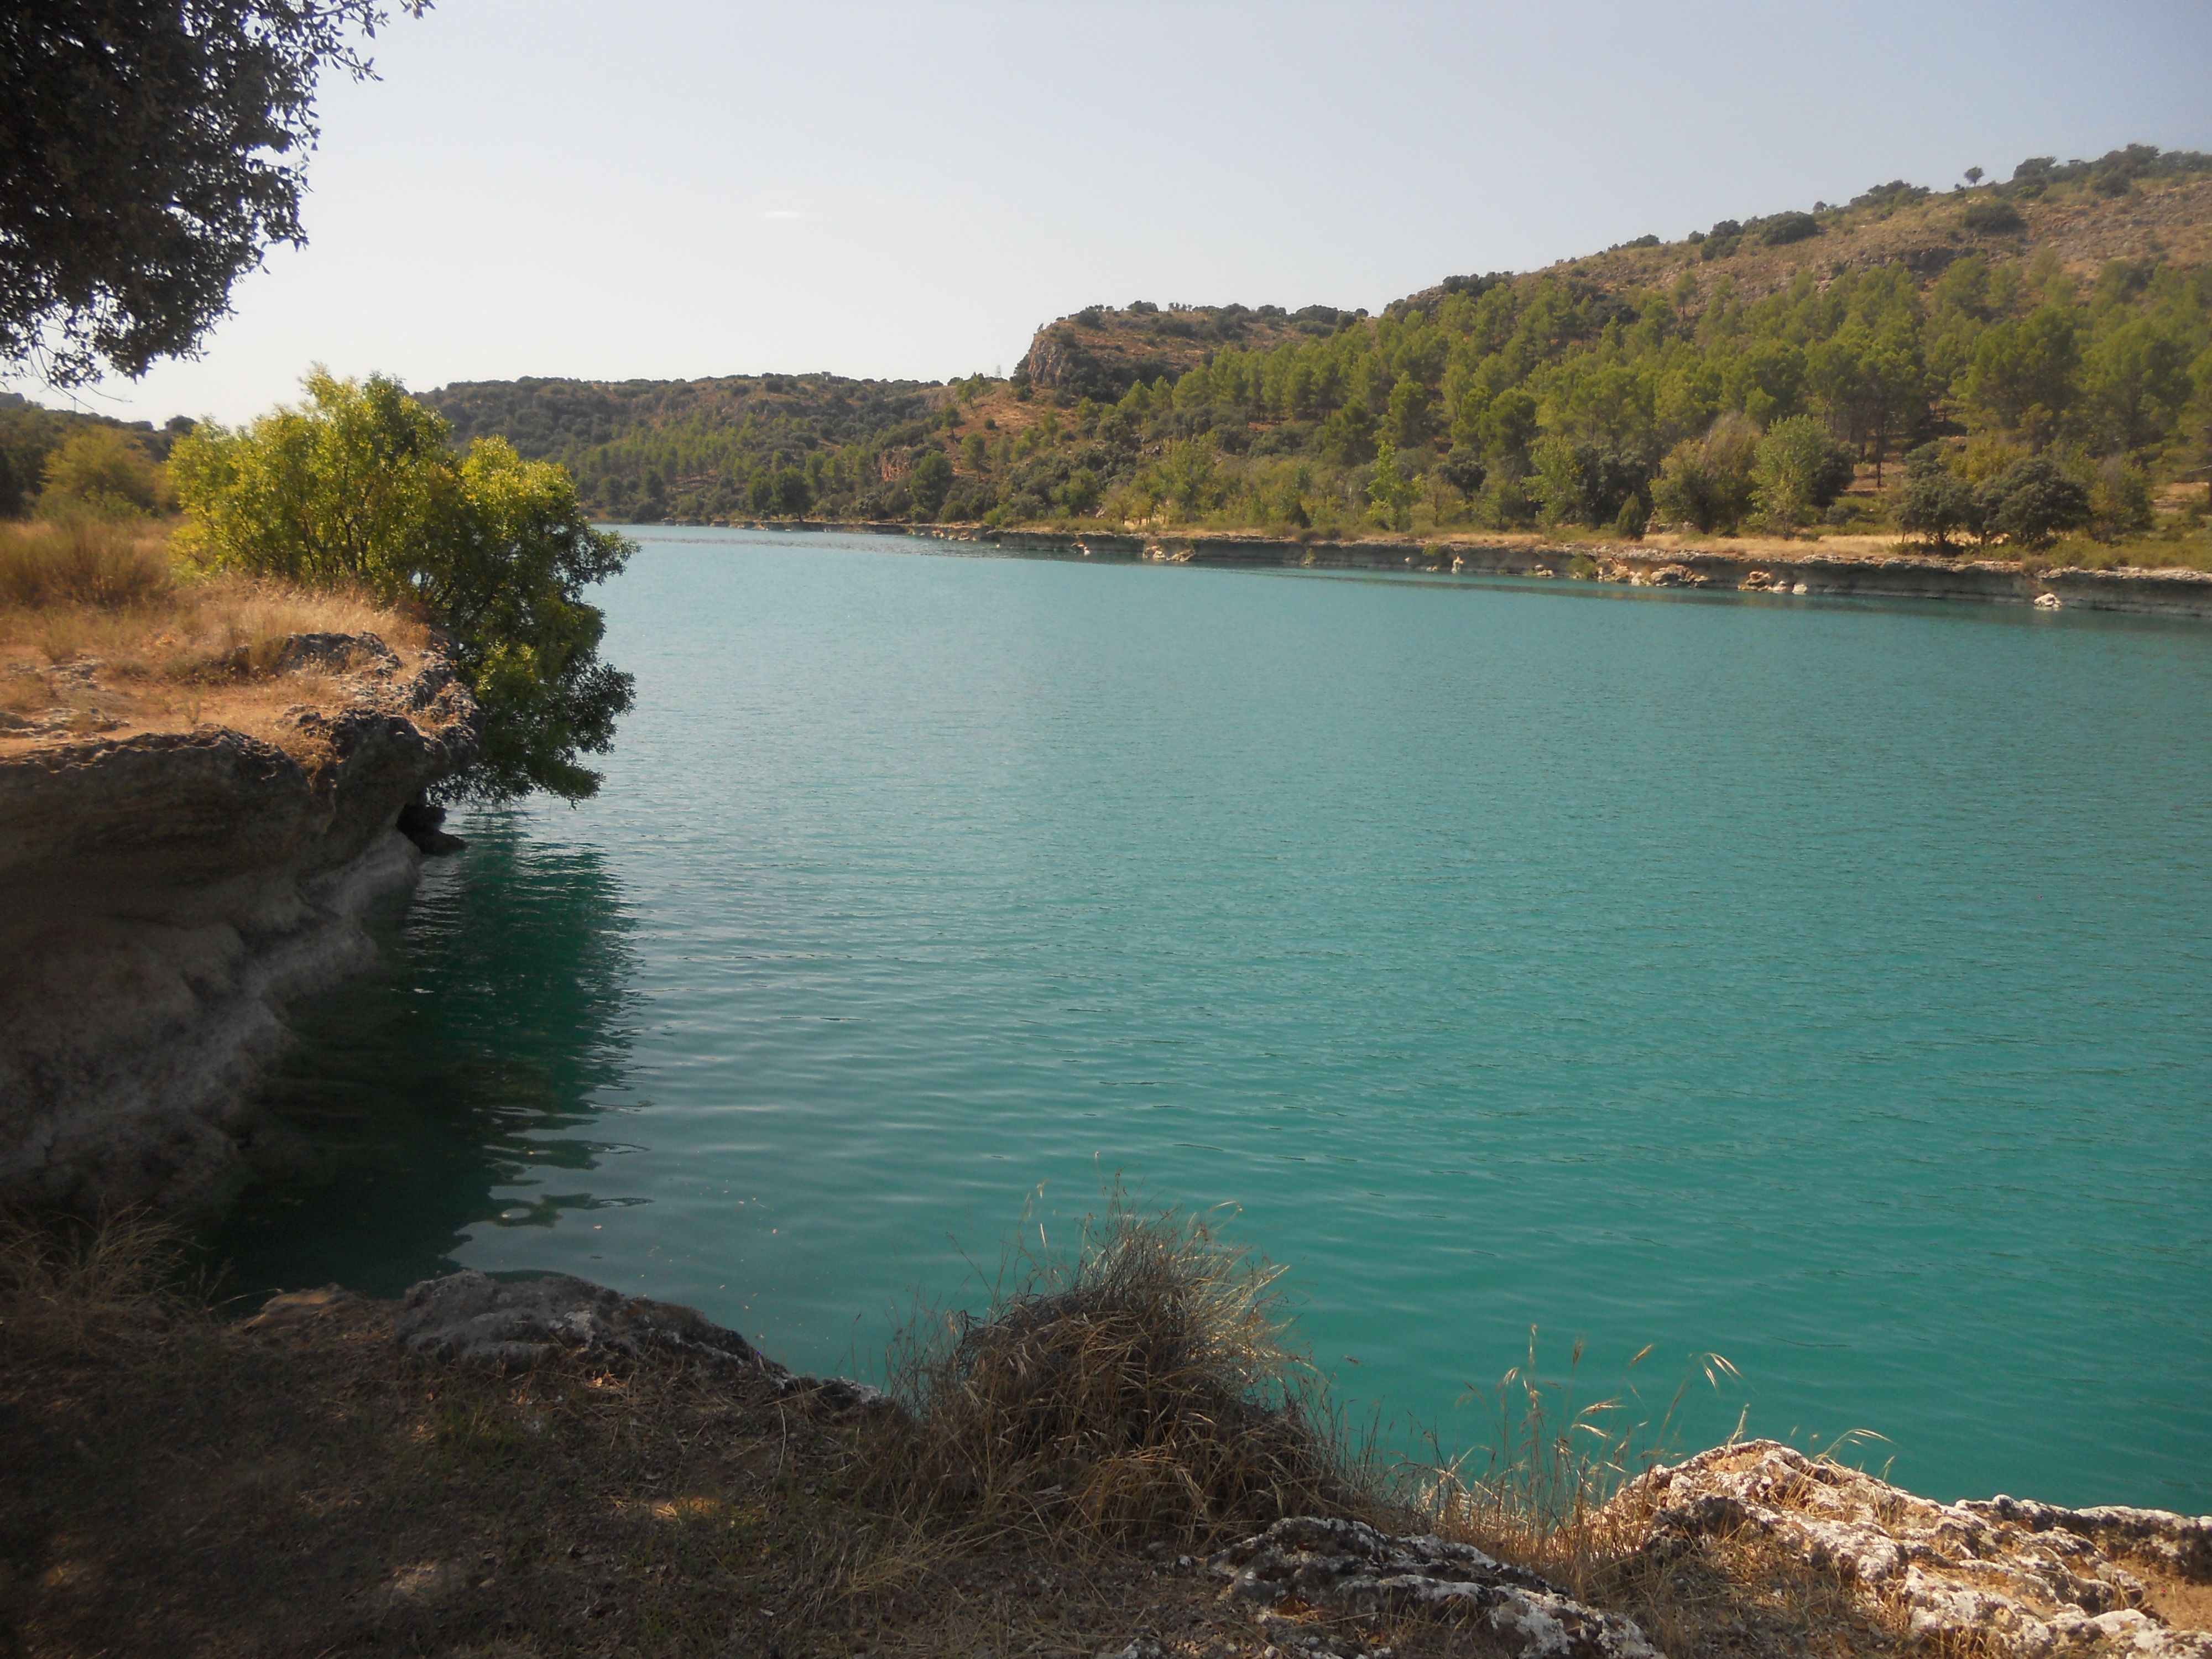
[414,145,2212,564]
[418,374,949,525]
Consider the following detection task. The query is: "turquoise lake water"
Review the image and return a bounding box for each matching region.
[208,527,2212,1510]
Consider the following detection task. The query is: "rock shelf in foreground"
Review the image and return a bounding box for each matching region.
[385,1273,2212,1658]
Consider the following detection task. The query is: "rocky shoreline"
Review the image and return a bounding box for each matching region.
[729,521,2212,620]
[34,1265,2193,1659]
[0,634,477,1212]
[410,1273,2212,1659]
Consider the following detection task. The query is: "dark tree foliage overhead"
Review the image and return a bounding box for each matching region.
[0,0,424,385]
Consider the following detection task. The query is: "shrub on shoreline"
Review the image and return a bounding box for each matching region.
[173,371,635,801]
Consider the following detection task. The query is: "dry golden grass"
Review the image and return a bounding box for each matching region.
[0,1210,198,1358]
[0,516,427,760]
[0,514,175,610]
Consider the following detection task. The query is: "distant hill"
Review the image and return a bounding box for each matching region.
[415,144,2212,564]
[1016,150,2212,400]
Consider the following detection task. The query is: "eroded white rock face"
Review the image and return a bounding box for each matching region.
[1212,1515,1661,1659]
[1613,1441,2212,1658]
[0,635,477,1210]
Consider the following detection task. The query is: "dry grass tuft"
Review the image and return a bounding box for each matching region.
[881,1197,1369,1548]
[0,1210,194,1358]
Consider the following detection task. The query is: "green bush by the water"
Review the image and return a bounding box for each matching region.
[173,371,635,802]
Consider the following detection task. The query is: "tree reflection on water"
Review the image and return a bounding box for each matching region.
[201,816,640,1297]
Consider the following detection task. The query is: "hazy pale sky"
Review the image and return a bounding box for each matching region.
[21,0,2212,425]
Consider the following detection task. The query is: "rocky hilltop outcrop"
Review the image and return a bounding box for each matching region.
[0,633,477,1212]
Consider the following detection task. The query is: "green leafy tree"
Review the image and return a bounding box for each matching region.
[1759,211,1820,246]
[1897,446,1983,550]
[1058,467,1102,516]
[1160,437,1218,518]
[1318,403,1376,466]
[1437,445,1486,499]
[1730,339,1807,427]
[1976,455,2090,549]
[1386,373,1434,451]
[1651,412,1760,533]
[1365,441,1418,531]
[1961,304,2080,444]
[2088,456,2153,539]
[768,466,812,518]
[1479,388,1538,475]
[1528,436,1650,527]
[1529,436,1585,525]
[1751,415,1855,529]
[1962,199,2027,234]
[2081,317,2194,454]
[38,426,171,516]
[909,449,953,519]
[171,370,635,802]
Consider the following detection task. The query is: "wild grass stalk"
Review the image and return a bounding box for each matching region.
[1400,1329,1741,1590]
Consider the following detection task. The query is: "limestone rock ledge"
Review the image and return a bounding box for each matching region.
[1611,1439,2212,1657]
[0,635,478,1212]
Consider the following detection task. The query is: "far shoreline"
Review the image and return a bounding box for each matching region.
[603,519,2212,623]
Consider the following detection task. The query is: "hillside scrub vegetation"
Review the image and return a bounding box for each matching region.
[418,371,947,526]
[450,147,2212,571]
